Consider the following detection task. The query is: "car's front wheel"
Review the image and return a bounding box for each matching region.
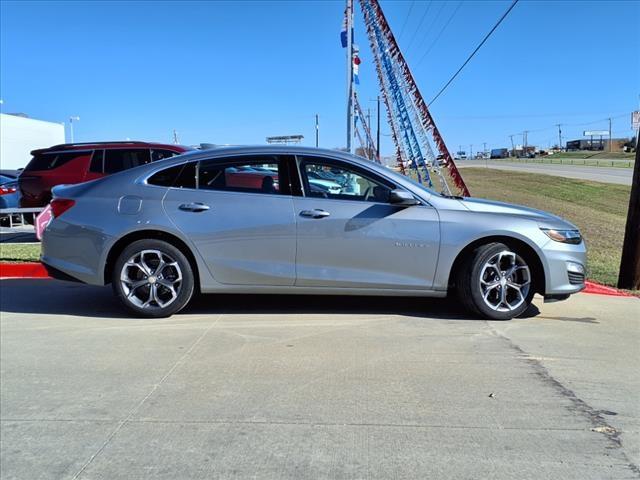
[457,242,534,320]
[112,239,195,318]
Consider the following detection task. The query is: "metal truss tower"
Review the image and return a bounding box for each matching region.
[358,0,469,196]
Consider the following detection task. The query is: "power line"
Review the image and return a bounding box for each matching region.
[410,0,446,55]
[416,1,464,66]
[398,0,416,40]
[404,1,435,53]
[565,112,628,127]
[428,0,520,106]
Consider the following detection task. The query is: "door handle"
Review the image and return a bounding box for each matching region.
[179,202,210,212]
[300,209,330,219]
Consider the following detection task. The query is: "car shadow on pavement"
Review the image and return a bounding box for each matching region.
[0,279,540,321]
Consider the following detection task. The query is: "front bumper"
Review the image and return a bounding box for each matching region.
[542,239,587,296]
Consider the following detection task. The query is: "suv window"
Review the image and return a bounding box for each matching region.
[24,151,89,172]
[151,149,180,162]
[197,156,288,195]
[104,149,152,174]
[299,156,393,203]
[89,150,104,173]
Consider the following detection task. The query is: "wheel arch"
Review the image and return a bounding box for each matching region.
[104,229,201,292]
[447,235,546,295]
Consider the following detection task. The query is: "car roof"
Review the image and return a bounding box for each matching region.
[140,145,404,184]
[161,144,369,164]
[32,141,192,154]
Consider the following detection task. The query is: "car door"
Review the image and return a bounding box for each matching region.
[161,154,297,286]
[294,155,440,290]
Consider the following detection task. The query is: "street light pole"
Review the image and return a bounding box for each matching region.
[69,116,80,143]
[315,114,319,148]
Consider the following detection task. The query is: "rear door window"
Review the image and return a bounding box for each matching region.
[104,149,152,174]
[148,162,197,189]
[197,156,289,195]
[24,151,89,172]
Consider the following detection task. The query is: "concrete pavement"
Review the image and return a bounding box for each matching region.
[1,279,639,479]
[457,160,633,185]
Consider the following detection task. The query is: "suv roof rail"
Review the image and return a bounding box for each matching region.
[47,141,151,150]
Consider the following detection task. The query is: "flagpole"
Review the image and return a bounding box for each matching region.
[346,0,354,153]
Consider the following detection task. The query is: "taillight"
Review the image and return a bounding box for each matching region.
[50,198,76,218]
[0,186,17,195]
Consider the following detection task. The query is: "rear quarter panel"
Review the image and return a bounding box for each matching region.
[43,177,216,287]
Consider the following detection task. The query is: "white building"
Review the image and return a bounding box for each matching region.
[0,113,65,170]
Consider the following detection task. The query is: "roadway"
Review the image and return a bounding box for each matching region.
[1,280,638,479]
[456,160,633,185]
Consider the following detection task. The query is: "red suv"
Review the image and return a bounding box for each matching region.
[20,141,192,209]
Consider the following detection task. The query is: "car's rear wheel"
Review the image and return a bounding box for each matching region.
[457,242,534,320]
[112,239,195,318]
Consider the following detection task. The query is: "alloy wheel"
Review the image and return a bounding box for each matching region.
[479,250,531,312]
[119,249,182,309]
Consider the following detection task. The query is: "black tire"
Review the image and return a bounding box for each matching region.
[112,239,195,318]
[456,242,535,320]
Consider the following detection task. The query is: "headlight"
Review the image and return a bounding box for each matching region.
[541,228,582,244]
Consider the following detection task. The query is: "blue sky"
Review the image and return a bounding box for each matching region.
[1,0,638,155]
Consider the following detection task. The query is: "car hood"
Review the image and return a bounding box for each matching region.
[458,197,578,229]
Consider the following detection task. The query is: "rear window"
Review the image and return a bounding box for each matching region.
[24,151,88,172]
[104,149,151,174]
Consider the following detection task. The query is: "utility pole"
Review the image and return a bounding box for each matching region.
[346,0,354,153]
[366,108,372,153]
[523,130,529,157]
[315,114,319,147]
[509,134,515,156]
[482,142,487,156]
[375,96,381,161]
[470,144,473,160]
[608,117,612,153]
[556,124,562,150]
[618,132,640,289]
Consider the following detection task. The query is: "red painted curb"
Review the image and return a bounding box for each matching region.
[0,262,635,297]
[583,280,631,297]
[0,262,49,279]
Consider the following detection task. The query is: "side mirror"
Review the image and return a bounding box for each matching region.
[389,189,419,206]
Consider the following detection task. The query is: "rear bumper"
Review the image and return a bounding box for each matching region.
[42,262,84,283]
[40,218,111,286]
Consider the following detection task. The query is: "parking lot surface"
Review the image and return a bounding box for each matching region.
[1,279,639,479]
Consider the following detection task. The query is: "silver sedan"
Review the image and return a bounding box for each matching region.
[41,146,586,319]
